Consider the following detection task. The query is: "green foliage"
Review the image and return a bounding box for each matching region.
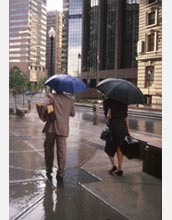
[37,76,47,91]
[9,66,29,93]
[27,81,35,92]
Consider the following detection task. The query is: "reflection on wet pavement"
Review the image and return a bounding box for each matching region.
[39,167,101,187]
[9,105,161,220]
[9,110,106,219]
[20,168,128,220]
[9,180,45,220]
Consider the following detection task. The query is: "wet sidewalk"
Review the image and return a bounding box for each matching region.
[9,105,161,220]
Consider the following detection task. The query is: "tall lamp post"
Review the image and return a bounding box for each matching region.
[48,27,56,78]
[148,70,152,96]
[77,53,81,77]
[147,69,152,104]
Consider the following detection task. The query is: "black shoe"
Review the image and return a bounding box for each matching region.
[57,179,64,187]
[115,170,123,176]
[109,165,117,175]
[46,168,52,174]
[46,172,52,182]
[56,174,63,182]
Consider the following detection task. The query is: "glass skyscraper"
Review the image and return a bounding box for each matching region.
[62,0,83,76]
[82,0,139,88]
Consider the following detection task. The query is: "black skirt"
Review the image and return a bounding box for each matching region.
[104,118,128,157]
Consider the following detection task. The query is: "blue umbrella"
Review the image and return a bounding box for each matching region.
[45,74,87,94]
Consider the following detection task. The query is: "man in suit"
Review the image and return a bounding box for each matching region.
[42,91,75,182]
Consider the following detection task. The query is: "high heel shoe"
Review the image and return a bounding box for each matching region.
[109,165,117,175]
[115,170,123,176]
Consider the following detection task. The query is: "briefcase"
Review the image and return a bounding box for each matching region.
[121,135,140,159]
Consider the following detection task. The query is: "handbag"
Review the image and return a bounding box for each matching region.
[100,128,113,142]
[36,104,49,122]
[36,104,56,122]
[121,135,140,159]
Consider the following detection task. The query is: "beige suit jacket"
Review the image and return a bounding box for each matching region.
[42,92,75,137]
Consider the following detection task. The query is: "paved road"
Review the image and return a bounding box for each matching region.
[9,94,162,136]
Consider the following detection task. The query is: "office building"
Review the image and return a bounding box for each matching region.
[46,10,62,76]
[137,0,162,105]
[62,0,83,76]
[9,0,47,83]
[81,0,139,88]
[61,0,69,73]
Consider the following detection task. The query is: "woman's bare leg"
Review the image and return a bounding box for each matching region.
[116,147,123,171]
[109,156,115,167]
[108,156,117,175]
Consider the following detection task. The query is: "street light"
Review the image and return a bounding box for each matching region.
[146,69,152,105]
[77,53,81,77]
[48,27,56,77]
[96,54,100,85]
[148,70,152,96]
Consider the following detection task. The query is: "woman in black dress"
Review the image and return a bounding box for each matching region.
[103,98,130,176]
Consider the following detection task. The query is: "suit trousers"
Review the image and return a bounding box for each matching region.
[44,133,67,176]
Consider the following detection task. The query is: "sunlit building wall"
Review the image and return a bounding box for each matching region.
[9,0,47,83]
[136,0,162,105]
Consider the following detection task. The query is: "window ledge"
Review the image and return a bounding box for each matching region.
[136,53,162,61]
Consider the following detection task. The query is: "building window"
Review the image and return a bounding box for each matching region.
[147,0,157,4]
[148,11,155,25]
[91,0,99,7]
[146,32,157,52]
[145,66,154,88]
[148,34,154,51]
[146,10,157,26]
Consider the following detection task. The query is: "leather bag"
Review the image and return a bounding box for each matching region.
[100,128,113,142]
[121,135,140,159]
[36,104,56,122]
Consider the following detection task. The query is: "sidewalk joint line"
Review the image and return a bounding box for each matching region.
[79,182,131,220]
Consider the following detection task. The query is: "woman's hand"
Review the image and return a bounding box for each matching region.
[125,116,130,135]
[105,117,109,125]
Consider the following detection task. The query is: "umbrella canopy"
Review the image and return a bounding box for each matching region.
[96,78,145,105]
[45,74,87,94]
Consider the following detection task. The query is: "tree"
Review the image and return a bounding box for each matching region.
[37,76,47,92]
[9,66,29,110]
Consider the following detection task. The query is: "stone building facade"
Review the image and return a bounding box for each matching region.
[137,0,162,105]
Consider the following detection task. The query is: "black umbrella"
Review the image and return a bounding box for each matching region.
[96,78,145,105]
